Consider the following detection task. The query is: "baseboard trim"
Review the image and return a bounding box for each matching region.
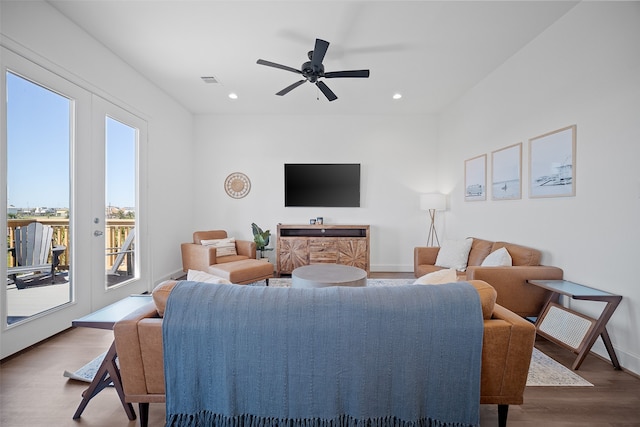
[590,340,640,378]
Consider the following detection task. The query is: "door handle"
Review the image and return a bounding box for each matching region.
[94,230,104,236]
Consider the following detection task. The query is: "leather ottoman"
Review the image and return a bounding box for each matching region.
[207,259,273,285]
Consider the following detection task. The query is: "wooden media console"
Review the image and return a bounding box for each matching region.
[276,224,370,277]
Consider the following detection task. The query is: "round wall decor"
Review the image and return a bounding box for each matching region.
[224,172,251,199]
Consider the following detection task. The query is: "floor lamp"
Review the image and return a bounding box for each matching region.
[420,193,446,247]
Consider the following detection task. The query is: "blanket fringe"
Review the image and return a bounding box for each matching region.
[166,412,478,427]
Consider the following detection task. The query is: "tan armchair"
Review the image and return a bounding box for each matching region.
[114,279,535,427]
[181,230,256,271]
[181,230,273,285]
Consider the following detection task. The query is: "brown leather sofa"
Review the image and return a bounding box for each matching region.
[414,238,563,318]
[113,279,535,427]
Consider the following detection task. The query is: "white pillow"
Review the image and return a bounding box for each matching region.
[200,237,237,257]
[414,268,458,285]
[481,247,512,267]
[435,238,473,271]
[186,269,232,284]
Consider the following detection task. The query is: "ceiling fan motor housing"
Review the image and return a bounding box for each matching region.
[302,60,324,82]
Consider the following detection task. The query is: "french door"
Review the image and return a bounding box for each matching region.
[90,96,148,309]
[1,48,147,358]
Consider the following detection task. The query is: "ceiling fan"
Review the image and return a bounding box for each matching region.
[256,38,370,102]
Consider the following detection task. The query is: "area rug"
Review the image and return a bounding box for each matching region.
[527,348,592,386]
[63,351,113,386]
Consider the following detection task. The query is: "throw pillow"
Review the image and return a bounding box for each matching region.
[481,247,513,267]
[435,238,473,271]
[414,268,458,285]
[200,237,237,257]
[187,269,232,284]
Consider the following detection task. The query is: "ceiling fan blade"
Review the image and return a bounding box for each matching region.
[276,80,306,96]
[310,39,330,68]
[324,70,370,79]
[316,80,338,102]
[257,59,302,75]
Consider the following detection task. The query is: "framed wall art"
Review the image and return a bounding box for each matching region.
[492,143,522,200]
[529,125,576,198]
[464,154,487,201]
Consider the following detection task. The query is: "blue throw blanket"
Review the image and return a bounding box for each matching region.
[163,281,483,427]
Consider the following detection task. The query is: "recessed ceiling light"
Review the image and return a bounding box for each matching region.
[228,93,238,100]
[393,93,402,100]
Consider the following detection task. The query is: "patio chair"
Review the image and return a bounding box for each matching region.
[8,222,65,288]
[107,228,135,276]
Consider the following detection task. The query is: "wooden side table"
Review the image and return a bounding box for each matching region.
[71,295,153,420]
[528,279,622,370]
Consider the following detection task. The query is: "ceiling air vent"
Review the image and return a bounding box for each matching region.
[201,76,219,84]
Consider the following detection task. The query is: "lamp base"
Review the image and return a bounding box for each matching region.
[426,209,440,247]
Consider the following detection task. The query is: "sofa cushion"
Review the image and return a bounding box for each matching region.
[468,280,497,320]
[187,269,232,284]
[414,268,457,285]
[492,242,541,266]
[152,280,179,317]
[481,247,513,266]
[467,238,495,266]
[201,237,237,257]
[214,254,251,264]
[415,264,461,279]
[435,238,473,271]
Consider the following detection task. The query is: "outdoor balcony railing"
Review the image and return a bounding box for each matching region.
[6,218,135,274]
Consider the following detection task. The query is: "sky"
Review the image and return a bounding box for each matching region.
[6,72,135,209]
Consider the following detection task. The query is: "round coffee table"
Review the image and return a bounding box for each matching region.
[291,264,367,288]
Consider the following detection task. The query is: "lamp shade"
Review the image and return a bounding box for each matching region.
[420,193,447,211]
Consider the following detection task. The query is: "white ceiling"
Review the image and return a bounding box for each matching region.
[48,1,578,115]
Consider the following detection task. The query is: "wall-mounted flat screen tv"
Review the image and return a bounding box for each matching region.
[284,163,361,207]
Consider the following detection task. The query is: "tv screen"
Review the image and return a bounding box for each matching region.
[285,163,361,207]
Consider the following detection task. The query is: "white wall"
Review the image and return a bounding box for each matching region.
[438,2,640,375]
[0,1,195,284]
[193,113,439,271]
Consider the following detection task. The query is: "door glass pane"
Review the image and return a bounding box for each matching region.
[6,72,72,325]
[105,117,136,288]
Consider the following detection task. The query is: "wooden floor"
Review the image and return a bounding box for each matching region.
[1,273,639,426]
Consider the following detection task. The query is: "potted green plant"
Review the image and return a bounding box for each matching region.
[251,223,272,259]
